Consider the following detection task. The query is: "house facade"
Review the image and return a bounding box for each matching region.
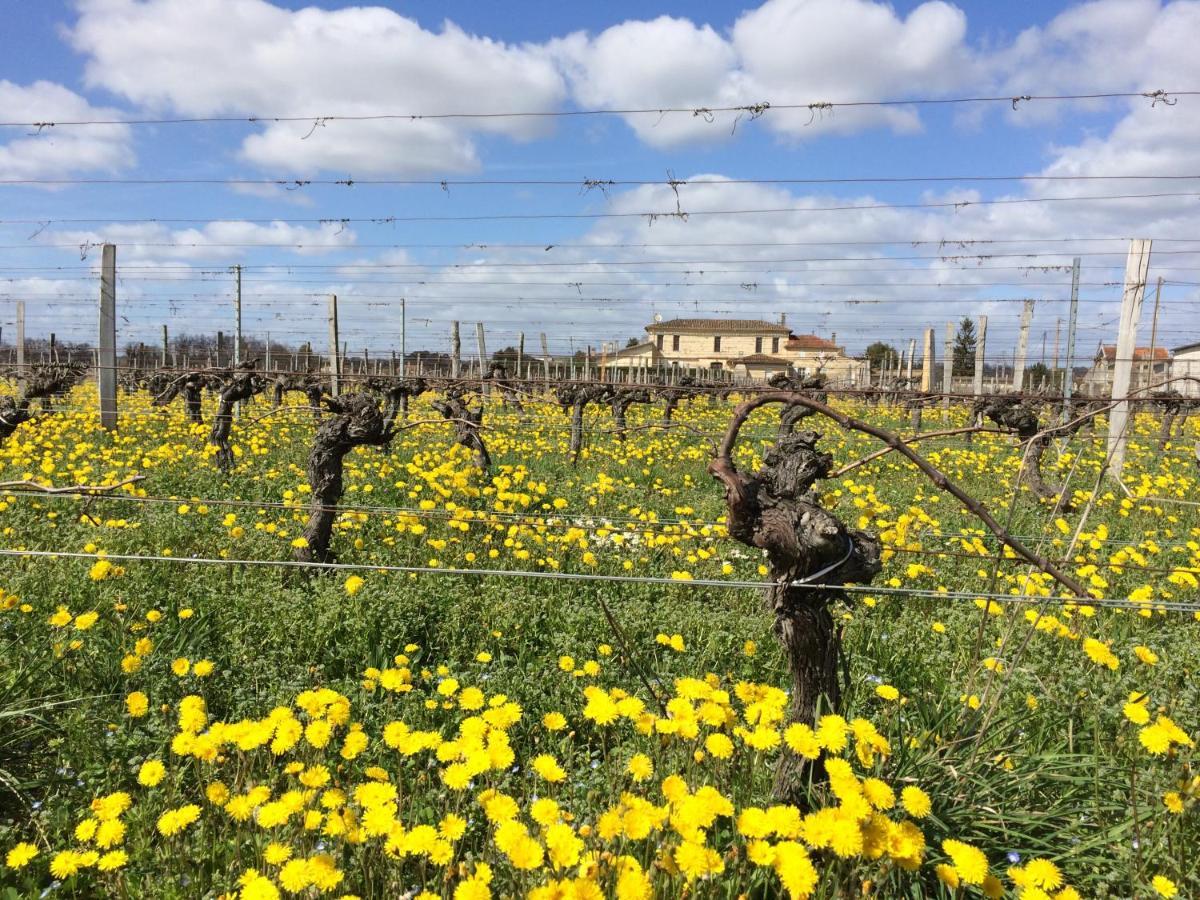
[641,317,866,384]
[1077,345,1172,396]
[1173,341,1200,397]
[644,318,792,372]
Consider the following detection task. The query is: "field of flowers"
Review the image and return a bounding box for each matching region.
[0,384,1197,899]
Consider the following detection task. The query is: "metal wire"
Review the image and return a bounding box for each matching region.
[1,548,1194,613]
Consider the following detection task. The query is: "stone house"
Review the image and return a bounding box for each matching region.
[1077,345,1172,396]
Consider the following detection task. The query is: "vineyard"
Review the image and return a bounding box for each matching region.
[1,366,1197,899]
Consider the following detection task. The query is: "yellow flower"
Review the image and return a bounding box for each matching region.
[171,657,191,677]
[705,733,734,759]
[193,659,215,677]
[901,786,932,819]
[125,691,149,718]
[73,611,99,630]
[875,684,900,701]
[1152,875,1178,897]
[626,754,654,782]
[138,759,166,787]
[941,839,988,885]
[5,842,38,869]
[344,575,365,595]
[542,712,567,731]
[156,804,201,837]
[532,754,566,783]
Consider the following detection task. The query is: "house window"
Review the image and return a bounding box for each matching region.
[671,334,680,352]
[771,337,779,353]
[755,337,763,353]
[713,336,722,352]
[656,334,663,350]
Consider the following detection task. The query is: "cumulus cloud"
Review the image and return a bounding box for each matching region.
[551,0,975,146]
[44,220,357,261]
[0,80,133,179]
[67,0,567,175]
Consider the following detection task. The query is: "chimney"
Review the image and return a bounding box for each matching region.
[831,332,837,347]
[779,312,787,325]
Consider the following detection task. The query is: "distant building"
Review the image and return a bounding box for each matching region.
[1173,341,1200,397]
[600,341,661,374]
[644,318,792,373]
[638,317,866,384]
[1077,345,1171,396]
[784,333,868,384]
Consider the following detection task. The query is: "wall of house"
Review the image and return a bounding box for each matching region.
[652,331,784,368]
[1174,350,1200,396]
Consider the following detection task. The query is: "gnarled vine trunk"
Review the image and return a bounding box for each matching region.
[295,393,395,565]
[432,395,491,472]
[710,427,882,803]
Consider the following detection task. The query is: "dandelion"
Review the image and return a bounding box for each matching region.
[125,691,149,718]
[627,753,654,782]
[532,754,566,783]
[1152,875,1178,897]
[138,759,166,787]
[344,575,364,596]
[875,684,900,701]
[6,842,38,869]
[901,785,932,818]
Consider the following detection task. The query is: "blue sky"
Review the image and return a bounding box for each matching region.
[1,0,1198,362]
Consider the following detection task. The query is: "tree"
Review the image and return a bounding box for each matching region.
[625,336,641,348]
[864,342,897,372]
[491,346,520,364]
[1026,362,1051,387]
[952,317,977,376]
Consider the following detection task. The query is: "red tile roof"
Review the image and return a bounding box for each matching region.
[1099,345,1171,362]
[645,318,790,334]
[786,334,841,352]
[734,354,793,366]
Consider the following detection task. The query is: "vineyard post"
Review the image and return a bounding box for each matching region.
[1146,276,1163,382]
[906,337,915,381]
[265,332,271,372]
[920,328,934,391]
[942,321,953,418]
[540,332,550,389]
[215,332,223,367]
[400,297,406,377]
[1062,258,1081,414]
[161,324,168,368]
[517,332,524,378]
[98,243,118,431]
[973,315,987,399]
[1053,318,1061,390]
[233,264,243,418]
[476,322,489,398]
[451,321,461,379]
[1108,239,1152,480]
[1013,299,1034,391]
[49,333,56,364]
[327,294,340,397]
[14,300,24,398]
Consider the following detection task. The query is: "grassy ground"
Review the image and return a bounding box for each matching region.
[0,385,1197,898]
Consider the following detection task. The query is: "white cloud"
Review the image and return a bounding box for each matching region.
[731,0,974,137]
[552,0,975,146]
[67,0,568,175]
[0,80,132,179]
[44,220,357,261]
[549,17,741,147]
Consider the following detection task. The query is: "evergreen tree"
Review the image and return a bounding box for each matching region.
[864,341,897,372]
[952,317,977,376]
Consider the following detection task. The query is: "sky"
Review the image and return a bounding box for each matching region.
[2,0,1199,363]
